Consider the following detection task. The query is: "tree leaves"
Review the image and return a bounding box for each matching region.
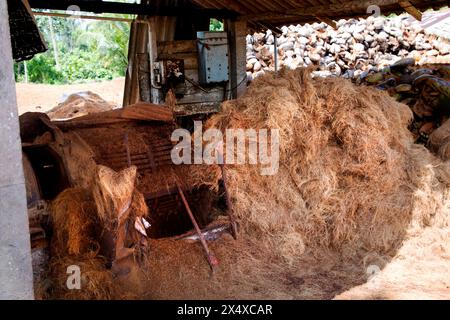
[15,16,130,84]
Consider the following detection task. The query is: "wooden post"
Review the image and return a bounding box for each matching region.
[123,20,137,107]
[227,19,247,99]
[0,0,34,299]
[123,18,150,107]
[148,16,163,104]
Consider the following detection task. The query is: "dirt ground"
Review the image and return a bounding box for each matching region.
[15,77,125,115]
[114,225,450,300]
[335,226,450,300]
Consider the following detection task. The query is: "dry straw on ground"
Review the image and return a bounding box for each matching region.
[46,255,116,300]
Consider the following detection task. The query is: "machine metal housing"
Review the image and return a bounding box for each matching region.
[197,31,229,84]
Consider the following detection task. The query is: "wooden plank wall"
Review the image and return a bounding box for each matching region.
[157,40,225,109]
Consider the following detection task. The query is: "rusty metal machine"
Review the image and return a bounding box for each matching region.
[20,102,234,271]
[123,15,247,118]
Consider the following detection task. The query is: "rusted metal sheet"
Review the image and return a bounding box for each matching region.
[157,40,197,56]
[22,152,40,207]
[155,37,226,114]
[174,102,221,116]
[124,133,132,167]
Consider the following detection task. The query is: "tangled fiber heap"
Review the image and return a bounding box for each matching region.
[46,256,115,300]
[45,188,116,300]
[196,68,450,263]
[51,188,100,257]
[45,167,149,300]
[92,165,139,228]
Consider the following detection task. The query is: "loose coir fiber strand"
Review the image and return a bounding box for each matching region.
[51,188,100,257]
[47,188,115,300]
[47,168,148,299]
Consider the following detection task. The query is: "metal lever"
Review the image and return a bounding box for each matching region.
[175,179,219,271]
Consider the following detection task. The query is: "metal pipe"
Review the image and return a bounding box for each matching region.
[274,32,278,74]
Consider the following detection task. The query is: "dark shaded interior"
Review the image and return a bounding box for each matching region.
[23,145,70,200]
[145,186,214,238]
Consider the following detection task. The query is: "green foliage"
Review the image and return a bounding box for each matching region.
[60,49,114,82]
[16,54,64,84]
[209,18,224,31]
[14,15,130,84]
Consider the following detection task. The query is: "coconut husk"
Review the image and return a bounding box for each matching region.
[91,164,150,265]
[428,119,450,160]
[47,131,98,190]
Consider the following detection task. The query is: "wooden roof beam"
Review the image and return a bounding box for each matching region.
[243,0,400,21]
[216,0,249,14]
[256,21,282,36]
[28,0,238,18]
[314,15,337,29]
[399,0,422,21]
[32,10,135,22]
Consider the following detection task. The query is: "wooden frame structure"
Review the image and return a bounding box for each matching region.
[28,0,448,27]
[25,0,449,115]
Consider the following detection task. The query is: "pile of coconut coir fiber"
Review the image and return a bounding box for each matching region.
[136,68,449,299]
